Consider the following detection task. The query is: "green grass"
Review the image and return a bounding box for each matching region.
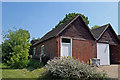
[0,63,45,79]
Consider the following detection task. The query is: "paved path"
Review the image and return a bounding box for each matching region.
[96,65,120,79]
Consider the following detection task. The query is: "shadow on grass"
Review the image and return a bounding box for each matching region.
[1,66,43,72]
[0,67,10,69]
[25,60,44,72]
[26,67,36,72]
[0,64,11,69]
[1,60,44,72]
[1,78,120,80]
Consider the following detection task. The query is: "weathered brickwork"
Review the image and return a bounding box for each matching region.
[72,39,97,63]
[33,37,58,60]
[32,15,120,64]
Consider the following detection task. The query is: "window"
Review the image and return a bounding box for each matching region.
[34,48,36,55]
[62,38,70,43]
[41,45,44,55]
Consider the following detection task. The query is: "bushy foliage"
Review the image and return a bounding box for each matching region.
[3,59,44,69]
[43,57,107,79]
[91,25,100,30]
[2,28,31,68]
[27,60,43,69]
[0,44,2,63]
[10,59,30,69]
[55,13,89,28]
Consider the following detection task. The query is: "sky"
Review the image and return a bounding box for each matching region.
[2,2,118,40]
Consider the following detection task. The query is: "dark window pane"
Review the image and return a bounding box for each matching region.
[62,38,70,43]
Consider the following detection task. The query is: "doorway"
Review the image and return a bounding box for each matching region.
[61,38,72,57]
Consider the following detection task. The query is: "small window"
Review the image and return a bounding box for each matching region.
[34,48,36,55]
[41,45,44,55]
[62,38,70,43]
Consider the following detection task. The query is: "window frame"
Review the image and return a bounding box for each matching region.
[41,45,44,55]
[62,38,71,43]
[34,48,36,55]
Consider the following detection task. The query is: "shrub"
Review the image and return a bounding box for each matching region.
[43,57,107,79]
[27,60,43,69]
[5,59,43,69]
[9,59,30,69]
[2,28,31,69]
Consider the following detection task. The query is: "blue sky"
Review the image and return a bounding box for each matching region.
[2,2,118,40]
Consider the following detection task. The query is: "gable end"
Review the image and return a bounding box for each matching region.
[57,15,95,41]
[98,25,120,45]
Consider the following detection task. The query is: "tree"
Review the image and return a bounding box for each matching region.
[91,25,100,30]
[32,37,40,40]
[0,44,1,63]
[55,13,89,28]
[28,37,40,55]
[2,28,31,68]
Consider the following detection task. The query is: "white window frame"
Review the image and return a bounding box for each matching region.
[41,45,44,55]
[34,48,36,55]
[40,45,44,62]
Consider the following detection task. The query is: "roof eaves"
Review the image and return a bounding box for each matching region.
[32,36,55,46]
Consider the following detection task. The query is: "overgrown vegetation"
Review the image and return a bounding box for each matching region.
[2,28,31,68]
[1,62,45,78]
[54,13,89,29]
[27,60,43,69]
[2,59,44,69]
[0,44,2,63]
[91,25,100,30]
[43,57,107,79]
[32,37,40,40]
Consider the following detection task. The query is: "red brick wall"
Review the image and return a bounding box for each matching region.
[33,37,58,60]
[110,45,120,64]
[57,16,97,63]
[33,37,97,63]
[72,39,97,63]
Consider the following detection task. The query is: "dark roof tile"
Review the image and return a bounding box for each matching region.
[91,24,109,39]
[33,15,79,46]
[33,14,96,46]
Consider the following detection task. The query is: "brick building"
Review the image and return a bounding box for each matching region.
[32,15,120,65]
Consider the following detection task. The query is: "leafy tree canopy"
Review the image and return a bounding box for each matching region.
[32,37,40,40]
[2,28,31,68]
[55,13,89,29]
[91,25,100,30]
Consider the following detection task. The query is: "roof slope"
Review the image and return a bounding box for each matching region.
[91,24,109,40]
[118,35,120,39]
[91,24,120,44]
[33,15,77,46]
[33,15,95,46]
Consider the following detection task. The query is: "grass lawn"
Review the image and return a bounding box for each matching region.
[0,63,45,79]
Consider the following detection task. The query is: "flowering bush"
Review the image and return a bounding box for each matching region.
[43,57,107,79]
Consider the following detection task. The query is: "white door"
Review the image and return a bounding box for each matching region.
[97,43,110,65]
[61,43,71,57]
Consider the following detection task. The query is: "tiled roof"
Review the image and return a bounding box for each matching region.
[33,15,81,46]
[33,14,95,46]
[91,24,109,40]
